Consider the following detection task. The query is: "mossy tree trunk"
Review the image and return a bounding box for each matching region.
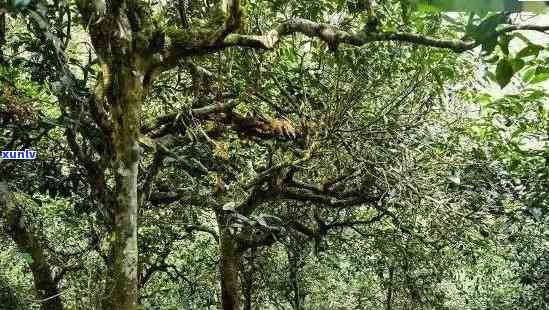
[75,1,155,308]
[217,212,242,310]
[0,184,64,310]
[101,56,146,310]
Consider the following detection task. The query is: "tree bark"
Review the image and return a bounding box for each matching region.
[101,57,145,310]
[385,266,394,310]
[288,253,301,310]
[217,212,242,310]
[241,250,255,310]
[0,10,5,63]
[0,184,64,310]
[243,281,252,310]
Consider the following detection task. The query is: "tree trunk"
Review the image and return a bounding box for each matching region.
[102,58,145,310]
[217,212,242,310]
[241,250,255,310]
[241,263,253,310]
[243,282,252,310]
[0,10,5,63]
[385,266,394,310]
[0,184,64,310]
[289,253,301,310]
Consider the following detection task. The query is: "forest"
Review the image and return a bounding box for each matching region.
[0,0,548,309]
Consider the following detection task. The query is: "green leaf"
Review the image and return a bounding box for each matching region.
[477,93,493,105]
[222,202,236,211]
[516,44,543,59]
[530,66,549,84]
[468,13,507,41]
[467,13,508,55]
[498,34,512,55]
[495,58,514,88]
[481,38,498,56]
[510,58,525,73]
[417,3,442,13]
[526,89,545,101]
[522,66,537,82]
[20,253,34,264]
[530,72,549,84]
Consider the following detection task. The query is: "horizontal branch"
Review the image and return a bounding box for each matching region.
[278,186,379,208]
[237,229,278,250]
[244,156,310,191]
[183,224,219,243]
[238,172,380,217]
[143,101,305,142]
[288,220,317,237]
[148,191,184,205]
[158,17,549,72]
[226,19,549,52]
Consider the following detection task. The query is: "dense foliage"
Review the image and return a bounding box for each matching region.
[0,1,547,309]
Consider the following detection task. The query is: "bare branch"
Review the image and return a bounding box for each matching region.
[237,229,277,250]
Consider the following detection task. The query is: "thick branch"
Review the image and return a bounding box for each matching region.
[141,101,237,135]
[0,184,64,310]
[238,176,379,219]
[64,128,110,210]
[65,128,100,175]
[224,19,549,52]
[237,229,277,250]
[160,17,549,72]
[143,101,305,142]
[288,220,316,237]
[148,191,185,205]
[236,186,273,216]
[278,186,379,208]
[183,224,219,243]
